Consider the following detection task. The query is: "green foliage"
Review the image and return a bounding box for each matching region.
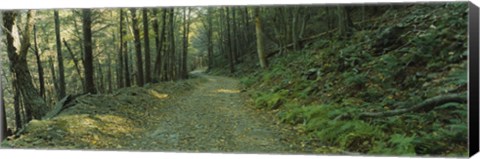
[342,72,368,87]
[254,90,288,109]
[240,76,258,87]
[237,3,468,156]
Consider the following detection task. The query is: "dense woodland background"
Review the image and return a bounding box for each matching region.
[0,2,469,156]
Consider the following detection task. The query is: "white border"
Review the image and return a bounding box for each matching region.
[0,0,475,159]
[0,0,468,10]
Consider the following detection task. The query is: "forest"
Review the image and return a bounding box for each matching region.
[0,2,469,156]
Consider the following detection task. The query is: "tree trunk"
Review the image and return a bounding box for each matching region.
[254,8,268,69]
[153,9,166,81]
[3,11,48,120]
[142,9,152,83]
[336,6,349,38]
[232,8,240,63]
[13,85,23,131]
[117,9,125,88]
[122,10,131,87]
[291,7,299,51]
[54,10,66,99]
[33,25,45,99]
[63,39,85,90]
[182,7,190,79]
[82,9,96,94]
[0,12,7,140]
[168,8,175,81]
[226,7,235,73]
[130,8,144,86]
[49,57,58,100]
[206,8,213,71]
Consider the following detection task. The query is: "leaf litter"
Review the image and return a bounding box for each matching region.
[5,74,305,154]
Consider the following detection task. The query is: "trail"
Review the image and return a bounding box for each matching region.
[129,73,302,153]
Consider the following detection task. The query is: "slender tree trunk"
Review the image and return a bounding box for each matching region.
[232,8,240,63]
[122,10,131,87]
[226,7,235,73]
[254,8,268,68]
[117,9,125,88]
[153,9,166,81]
[63,39,84,90]
[107,47,113,93]
[96,59,104,93]
[82,9,96,94]
[182,7,190,79]
[142,9,152,83]
[206,8,213,71]
[292,7,299,51]
[336,6,349,38]
[33,25,45,99]
[130,8,144,86]
[168,8,175,81]
[49,57,58,99]
[54,10,66,99]
[0,13,7,139]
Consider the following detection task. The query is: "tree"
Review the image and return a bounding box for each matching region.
[336,6,353,38]
[153,9,166,81]
[181,7,191,79]
[117,9,125,88]
[3,11,48,120]
[143,9,152,83]
[167,8,175,81]
[54,10,66,99]
[122,9,131,87]
[206,8,213,71]
[0,12,7,141]
[82,9,96,94]
[130,8,144,86]
[254,8,268,68]
[226,7,235,73]
[33,25,45,99]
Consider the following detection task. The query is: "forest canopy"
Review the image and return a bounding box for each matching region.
[0,2,469,156]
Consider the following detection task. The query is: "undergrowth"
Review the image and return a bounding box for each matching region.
[239,3,468,156]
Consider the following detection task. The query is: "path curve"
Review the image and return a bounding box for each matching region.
[132,74,302,153]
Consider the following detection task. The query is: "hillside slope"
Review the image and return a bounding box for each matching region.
[234,3,468,156]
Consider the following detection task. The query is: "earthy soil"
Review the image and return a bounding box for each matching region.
[6,73,305,154]
[131,73,303,153]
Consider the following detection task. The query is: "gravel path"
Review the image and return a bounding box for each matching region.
[131,74,302,153]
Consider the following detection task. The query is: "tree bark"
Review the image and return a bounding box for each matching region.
[54,10,66,99]
[0,12,7,140]
[49,57,58,99]
[33,25,45,99]
[153,9,166,81]
[122,10,131,87]
[117,9,125,88]
[142,9,152,83]
[254,8,268,69]
[206,8,213,71]
[226,7,235,73]
[13,85,22,131]
[130,8,144,86]
[168,8,175,81]
[336,6,349,38]
[63,39,85,90]
[82,9,96,94]
[3,11,47,120]
[182,7,190,79]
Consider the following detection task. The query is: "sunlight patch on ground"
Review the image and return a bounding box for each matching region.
[214,89,240,94]
[149,89,169,99]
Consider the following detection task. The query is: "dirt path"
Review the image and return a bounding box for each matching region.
[131,74,302,153]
